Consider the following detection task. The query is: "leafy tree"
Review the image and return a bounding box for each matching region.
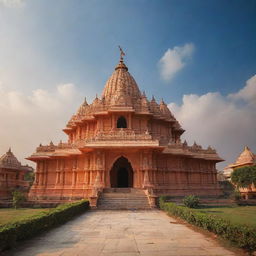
[12,191,26,209]
[24,171,35,186]
[231,166,256,188]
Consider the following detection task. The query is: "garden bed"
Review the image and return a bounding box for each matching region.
[159,196,256,252]
[0,200,89,251]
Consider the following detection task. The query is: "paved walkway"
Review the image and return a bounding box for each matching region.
[3,210,238,256]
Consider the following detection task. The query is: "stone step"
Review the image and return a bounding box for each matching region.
[101,195,147,198]
[97,188,151,210]
[103,188,145,194]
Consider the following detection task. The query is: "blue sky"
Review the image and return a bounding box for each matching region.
[1,0,255,101]
[0,0,255,169]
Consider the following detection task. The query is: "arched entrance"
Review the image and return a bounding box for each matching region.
[110,156,133,188]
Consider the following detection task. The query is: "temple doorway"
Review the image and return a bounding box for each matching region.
[110,156,133,188]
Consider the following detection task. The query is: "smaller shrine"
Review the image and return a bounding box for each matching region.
[0,148,33,199]
[225,146,256,199]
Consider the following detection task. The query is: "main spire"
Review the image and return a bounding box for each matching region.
[102,47,141,101]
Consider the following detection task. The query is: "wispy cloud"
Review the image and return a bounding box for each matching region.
[0,0,24,8]
[168,74,256,170]
[159,43,194,82]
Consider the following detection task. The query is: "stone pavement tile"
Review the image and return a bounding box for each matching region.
[74,244,105,256]
[175,238,215,248]
[139,250,178,256]
[78,237,106,244]
[139,248,210,256]
[136,239,158,252]
[100,252,140,256]
[116,239,138,252]
[204,247,236,256]
[101,238,120,251]
[78,231,100,238]
[101,238,139,253]
[105,232,128,239]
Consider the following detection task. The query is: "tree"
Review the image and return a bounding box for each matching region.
[12,191,26,209]
[231,166,256,188]
[24,171,35,187]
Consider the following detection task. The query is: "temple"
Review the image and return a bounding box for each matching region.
[225,146,256,199]
[28,51,223,206]
[0,148,33,199]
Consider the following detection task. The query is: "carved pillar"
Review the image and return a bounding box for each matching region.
[83,171,88,185]
[133,170,138,188]
[128,113,132,129]
[89,171,93,185]
[43,161,47,186]
[34,163,39,185]
[106,170,110,187]
[55,171,60,186]
[72,170,76,187]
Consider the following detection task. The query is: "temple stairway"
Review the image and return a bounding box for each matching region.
[97,188,151,210]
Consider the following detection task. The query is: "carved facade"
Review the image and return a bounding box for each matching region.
[0,148,33,199]
[28,55,223,201]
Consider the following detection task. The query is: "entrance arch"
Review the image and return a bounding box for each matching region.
[110,156,133,188]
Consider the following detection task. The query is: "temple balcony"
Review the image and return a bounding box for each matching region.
[75,129,160,149]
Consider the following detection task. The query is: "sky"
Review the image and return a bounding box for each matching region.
[0,0,255,170]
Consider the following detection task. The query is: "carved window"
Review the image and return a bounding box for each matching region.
[117,116,127,128]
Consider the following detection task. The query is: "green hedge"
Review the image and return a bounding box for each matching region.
[159,197,256,252]
[0,200,89,251]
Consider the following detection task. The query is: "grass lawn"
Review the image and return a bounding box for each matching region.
[0,208,51,226]
[194,205,256,227]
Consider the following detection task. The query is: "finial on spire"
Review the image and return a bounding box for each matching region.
[118,46,125,62]
[244,146,250,151]
[8,147,11,153]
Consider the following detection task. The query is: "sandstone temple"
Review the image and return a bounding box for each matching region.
[28,51,223,207]
[0,148,33,199]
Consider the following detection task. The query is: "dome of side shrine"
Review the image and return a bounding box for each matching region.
[0,148,21,168]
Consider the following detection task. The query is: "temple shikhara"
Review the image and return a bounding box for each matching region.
[0,148,33,199]
[28,50,223,207]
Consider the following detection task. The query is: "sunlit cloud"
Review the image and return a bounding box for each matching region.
[159,43,195,81]
[168,74,256,170]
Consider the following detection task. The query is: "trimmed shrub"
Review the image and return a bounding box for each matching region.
[183,195,199,208]
[159,196,256,252]
[0,200,89,251]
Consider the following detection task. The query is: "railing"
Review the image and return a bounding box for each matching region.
[83,129,153,142]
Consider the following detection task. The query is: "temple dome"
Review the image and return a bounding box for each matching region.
[0,148,21,168]
[102,59,141,104]
[235,146,255,166]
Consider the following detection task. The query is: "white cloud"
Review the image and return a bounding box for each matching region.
[168,75,256,170]
[159,43,195,81]
[228,74,256,104]
[0,0,24,7]
[0,83,83,167]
